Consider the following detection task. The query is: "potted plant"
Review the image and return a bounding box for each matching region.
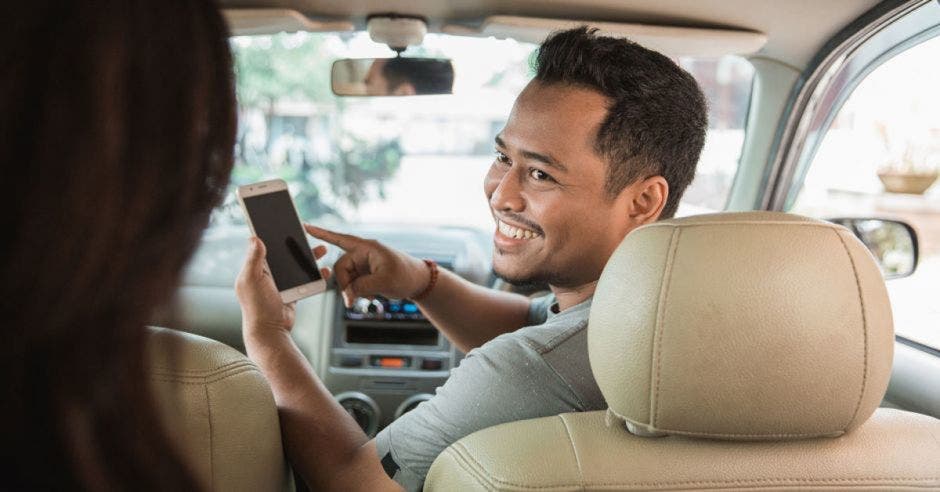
[876,124,939,195]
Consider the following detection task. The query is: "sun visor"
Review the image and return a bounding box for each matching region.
[224,9,354,36]
[443,16,767,57]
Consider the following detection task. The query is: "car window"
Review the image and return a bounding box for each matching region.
[211,31,753,233]
[790,35,940,350]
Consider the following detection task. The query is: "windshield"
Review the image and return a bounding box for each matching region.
[214,31,753,232]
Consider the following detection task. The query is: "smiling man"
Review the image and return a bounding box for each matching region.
[236,27,707,491]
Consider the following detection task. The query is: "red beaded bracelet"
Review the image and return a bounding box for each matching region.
[411,259,439,301]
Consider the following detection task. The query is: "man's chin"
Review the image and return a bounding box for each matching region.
[492,263,550,290]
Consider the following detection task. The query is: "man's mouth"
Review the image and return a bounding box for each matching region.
[496,219,542,240]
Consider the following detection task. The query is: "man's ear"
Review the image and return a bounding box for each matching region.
[626,175,669,225]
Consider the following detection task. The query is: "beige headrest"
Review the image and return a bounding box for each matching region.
[146,327,291,491]
[589,212,893,440]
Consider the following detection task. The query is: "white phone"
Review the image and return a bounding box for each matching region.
[236,179,327,303]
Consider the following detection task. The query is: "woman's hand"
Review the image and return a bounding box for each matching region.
[235,237,331,341]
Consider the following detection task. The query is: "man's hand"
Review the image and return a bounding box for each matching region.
[303,224,429,308]
[235,236,331,340]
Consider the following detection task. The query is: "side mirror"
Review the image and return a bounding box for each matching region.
[331,57,455,97]
[827,218,919,279]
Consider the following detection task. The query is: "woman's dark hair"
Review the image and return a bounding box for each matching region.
[0,0,236,489]
[533,27,708,219]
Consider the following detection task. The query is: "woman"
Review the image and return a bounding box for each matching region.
[0,0,236,489]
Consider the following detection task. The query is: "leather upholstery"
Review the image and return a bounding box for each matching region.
[424,409,940,490]
[146,326,291,492]
[425,212,940,491]
[590,212,892,439]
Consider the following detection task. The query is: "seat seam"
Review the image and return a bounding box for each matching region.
[442,454,940,492]
[205,383,215,491]
[607,407,843,439]
[150,359,256,377]
[558,414,585,490]
[653,227,681,427]
[834,229,869,430]
[149,365,258,385]
[442,446,495,489]
[449,434,940,488]
[450,442,514,489]
[643,221,841,229]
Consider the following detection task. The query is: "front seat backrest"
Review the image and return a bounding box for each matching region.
[146,326,291,492]
[425,212,940,490]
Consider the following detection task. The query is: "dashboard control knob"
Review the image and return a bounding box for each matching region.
[353,297,372,315]
[394,393,433,419]
[335,391,381,437]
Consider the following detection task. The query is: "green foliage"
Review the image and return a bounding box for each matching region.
[227,33,404,223]
[234,34,334,107]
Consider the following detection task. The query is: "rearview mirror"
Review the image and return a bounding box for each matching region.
[827,218,919,279]
[331,57,455,96]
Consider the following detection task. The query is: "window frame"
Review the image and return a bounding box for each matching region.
[769,0,940,353]
[761,0,939,211]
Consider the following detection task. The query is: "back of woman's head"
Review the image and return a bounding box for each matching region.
[0,0,235,489]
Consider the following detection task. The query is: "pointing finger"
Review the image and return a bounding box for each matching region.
[304,224,359,251]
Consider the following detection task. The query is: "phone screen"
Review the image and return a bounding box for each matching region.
[243,190,322,291]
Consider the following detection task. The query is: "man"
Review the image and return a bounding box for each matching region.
[364,57,455,96]
[236,27,707,491]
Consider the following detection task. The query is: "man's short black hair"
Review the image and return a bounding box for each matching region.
[533,27,708,219]
[383,57,455,95]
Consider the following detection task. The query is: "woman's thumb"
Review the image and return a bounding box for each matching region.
[248,237,267,270]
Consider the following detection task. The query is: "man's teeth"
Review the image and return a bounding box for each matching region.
[497,220,541,240]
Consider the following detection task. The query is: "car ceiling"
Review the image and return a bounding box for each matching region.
[220,0,884,69]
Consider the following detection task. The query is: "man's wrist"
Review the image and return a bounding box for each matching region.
[410,259,438,301]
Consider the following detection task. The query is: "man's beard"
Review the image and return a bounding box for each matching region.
[492,261,573,290]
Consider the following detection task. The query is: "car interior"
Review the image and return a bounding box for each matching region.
[146,0,940,489]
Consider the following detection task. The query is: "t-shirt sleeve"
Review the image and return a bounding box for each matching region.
[373,333,584,491]
[526,294,555,326]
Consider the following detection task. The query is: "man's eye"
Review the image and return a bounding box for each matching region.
[529,169,554,182]
[494,151,511,165]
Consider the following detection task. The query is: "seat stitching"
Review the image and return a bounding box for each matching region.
[642,221,842,229]
[448,435,940,488]
[149,365,258,385]
[834,229,869,430]
[150,361,256,374]
[205,383,215,490]
[445,445,499,489]
[653,227,681,427]
[558,415,585,490]
[149,360,256,377]
[444,454,940,492]
[607,407,843,439]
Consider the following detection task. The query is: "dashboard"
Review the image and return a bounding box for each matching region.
[153,223,493,437]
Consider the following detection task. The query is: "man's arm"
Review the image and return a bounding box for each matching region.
[304,225,531,352]
[410,267,530,352]
[236,238,399,491]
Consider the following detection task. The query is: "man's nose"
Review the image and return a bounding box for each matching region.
[487,167,525,213]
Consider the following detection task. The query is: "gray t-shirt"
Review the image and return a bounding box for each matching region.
[374,294,606,490]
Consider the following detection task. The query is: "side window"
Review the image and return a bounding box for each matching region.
[789,35,940,350]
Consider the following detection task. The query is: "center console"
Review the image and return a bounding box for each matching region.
[320,226,492,436]
[324,263,463,436]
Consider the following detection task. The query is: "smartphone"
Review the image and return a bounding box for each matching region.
[236,179,326,303]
